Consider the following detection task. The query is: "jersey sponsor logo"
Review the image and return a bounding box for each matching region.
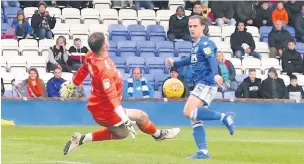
[203,47,212,55]
[103,79,110,89]
[191,53,198,64]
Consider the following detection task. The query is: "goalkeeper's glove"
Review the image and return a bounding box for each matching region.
[115,105,137,141]
[60,81,76,98]
[124,120,137,142]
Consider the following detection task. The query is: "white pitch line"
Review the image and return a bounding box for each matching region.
[4,161,90,164]
[240,139,304,143]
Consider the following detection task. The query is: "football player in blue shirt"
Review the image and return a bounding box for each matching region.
[166,15,236,160]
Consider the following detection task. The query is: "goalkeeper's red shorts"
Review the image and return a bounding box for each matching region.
[89,107,123,127]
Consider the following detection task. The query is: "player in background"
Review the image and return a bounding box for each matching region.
[166,15,236,159]
[61,32,180,155]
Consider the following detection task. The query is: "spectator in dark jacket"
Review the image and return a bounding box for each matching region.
[254,1,273,28]
[235,1,256,26]
[287,75,304,100]
[295,4,304,42]
[235,69,262,98]
[230,21,261,59]
[261,67,288,99]
[11,11,32,39]
[282,40,304,75]
[268,20,293,58]
[47,67,65,97]
[210,1,236,27]
[216,51,238,92]
[31,2,56,40]
[167,6,191,42]
[68,38,89,71]
[285,0,302,26]
[47,36,71,72]
[162,67,189,98]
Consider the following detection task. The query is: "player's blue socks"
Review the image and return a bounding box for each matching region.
[192,121,207,151]
[190,107,223,121]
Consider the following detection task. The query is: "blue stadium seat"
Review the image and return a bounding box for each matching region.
[284,26,295,38]
[127,24,147,41]
[112,57,126,73]
[83,85,92,97]
[296,42,304,55]
[1,23,9,33]
[145,57,166,74]
[224,91,235,99]
[121,72,131,80]
[126,56,146,73]
[109,41,117,57]
[142,73,155,89]
[175,41,192,57]
[235,74,248,84]
[137,41,156,58]
[154,91,162,98]
[146,25,166,41]
[259,26,272,42]
[109,24,128,41]
[4,7,21,24]
[215,92,223,99]
[117,41,137,57]
[154,73,168,91]
[156,41,176,58]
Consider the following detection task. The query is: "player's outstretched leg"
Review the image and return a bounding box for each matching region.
[127,109,180,141]
[63,125,128,155]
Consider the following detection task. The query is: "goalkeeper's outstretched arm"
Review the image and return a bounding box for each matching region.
[73,63,89,86]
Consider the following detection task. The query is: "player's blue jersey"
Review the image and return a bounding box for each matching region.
[173,35,219,86]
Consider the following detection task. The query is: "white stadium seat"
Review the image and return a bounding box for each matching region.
[81,8,100,25]
[168,0,185,11]
[222,26,235,43]
[89,24,108,35]
[214,41,233,60]
[27,56,47,76]
[39,39,55,62]
[261,58,281,73]
[52,23,70,40]
[255,42,270,58]
[93,0,111,10]
[138,9,156,27]
[41,73,54,83]
[209,26,222,42]
[19,39,39,57]
[99,9,119,26]
[246,26,260,42]
[7,56,28,78]
[62,8,81,24]
[1,39,19,57]
[1,58,7,72]
[156,10,175,32]
[23,7,37,18]
[46,7,62,23]
[242,58,262,75]
[69,24,89,41]
[119,9,138,26]
[229,58,242,74]
[279,74,290,86]
[296,75,304,86]
[61,72,74,81]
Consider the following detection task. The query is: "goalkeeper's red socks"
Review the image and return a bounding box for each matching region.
[82,128,118,143]
[137,120,161,138]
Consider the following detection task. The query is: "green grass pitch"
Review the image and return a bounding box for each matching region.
[2,126,304,164]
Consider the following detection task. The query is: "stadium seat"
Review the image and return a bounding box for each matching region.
[137,41,156,58]
[214,41,233,60]
[156,10,175,32]
[174,41,192,57]
[145,57,166,74]
[27,56,47,76]
[142,73,155,89]
[1,39,19,57]
[229,58,242,74]
[168,0,185,11]
[261,58,280,73]
[46,7,62,23]
[235,74,247,84]
[259,74,268,80]
[41,73,54,83]
[255,42,270,58]
[246,26,260,42]
[127,24,147,41]
[109,41,117,57]
[89,24,108,35]
[284,26,295,38]
[69,24,89,41]
[215,92,223,99]
[5,7,21,24]
[19,39,39,57]
[126,56,146,73]
[99,9,119,26]
[1,23,9,33]
[221,26,235,43]
[146,25,167,41]
[1,58,7,72]
[117,41,137,57]
[259,26,272,42]
[154,91,162,98]
[7,56,28,78]
[61,72,74,81]
[155,73,169,90]
[156,41,175,58]
[119,9,138,27]
[109,24,128,41]
[138,9,157,27]
[296,75,304,86]
[296,42,304,55]
[81,8,100,25]
[224,91,235,99]
[242,58,262,75]
[121,72,130,80]
[1,71,14,84]
[62,8,81,24]
[279,74,290,86]
[112,57,126,73]
[93,0,111,10]
[52,23,70,40]
[209,26,222,42]
[23,7,36,18]
[83,85,92,97]
[39,39,55,62]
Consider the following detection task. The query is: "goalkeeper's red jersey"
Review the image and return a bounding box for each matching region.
[73,51,123,112]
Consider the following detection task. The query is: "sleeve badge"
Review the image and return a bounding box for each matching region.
[203,47,212,55]
[103,79,110,89]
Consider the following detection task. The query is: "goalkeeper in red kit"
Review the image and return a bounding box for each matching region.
[61,32,180,155]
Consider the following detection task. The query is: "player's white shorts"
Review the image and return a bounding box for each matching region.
[190,83,217,105]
